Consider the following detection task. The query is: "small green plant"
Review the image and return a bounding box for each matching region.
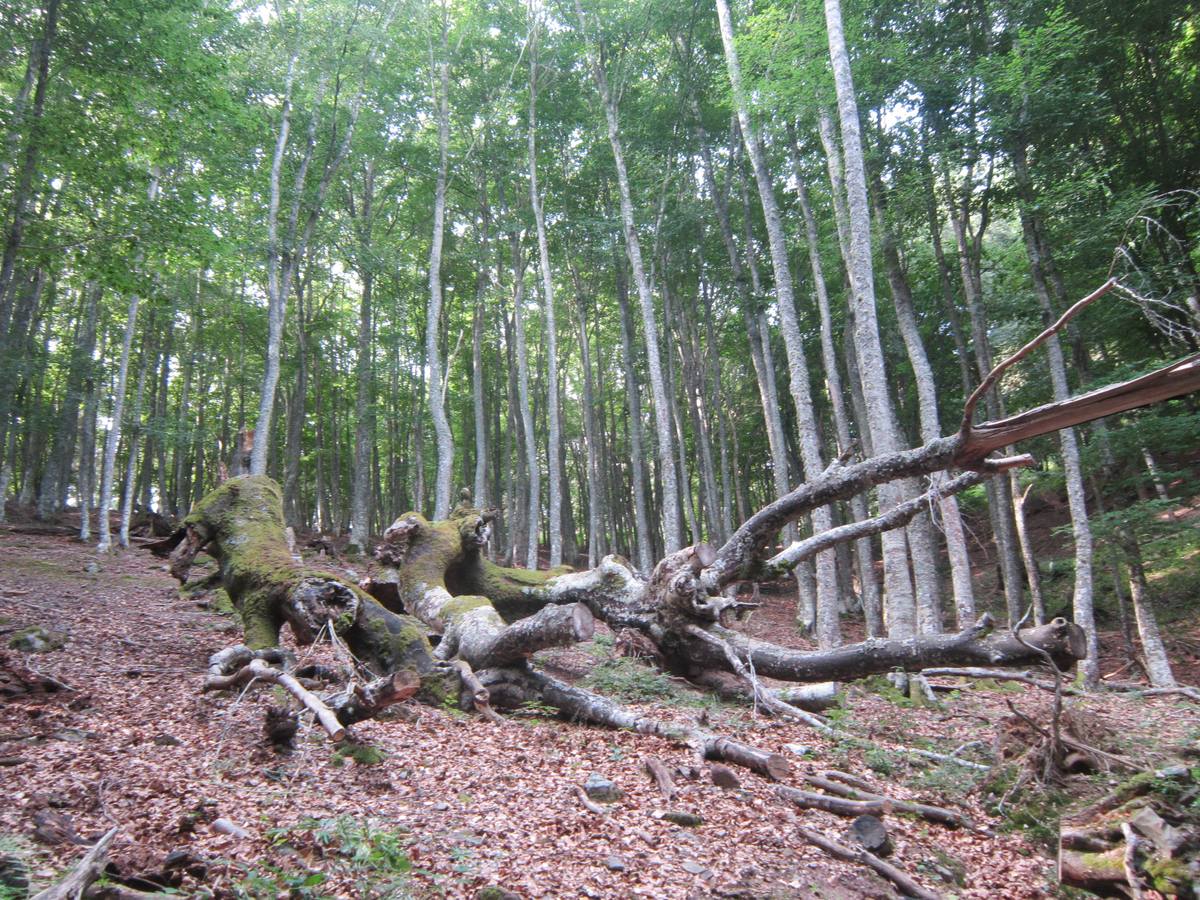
[863,747,895,775]
[331,741,388,767]
[581,656,679,703]
[234,816,416,898]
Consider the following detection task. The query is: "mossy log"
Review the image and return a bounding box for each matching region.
[149,475,436,682]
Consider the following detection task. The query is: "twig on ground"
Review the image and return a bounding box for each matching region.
[797,825,941,900]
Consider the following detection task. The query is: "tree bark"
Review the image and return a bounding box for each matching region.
[1011,139,1099,684]
[822,0,919,640]
[716,4,840,647]
[578,2,680,555]
[424,18,454,519]
[528,17,563,567]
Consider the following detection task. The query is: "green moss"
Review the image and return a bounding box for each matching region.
[332,742,387,767]
[415,666,463,709]
[439,594,492,621]
[1145,856,1190,892]
[7,626,66,653]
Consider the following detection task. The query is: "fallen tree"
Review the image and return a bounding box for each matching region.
[147,283,1200,773]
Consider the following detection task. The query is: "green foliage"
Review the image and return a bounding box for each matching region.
[229,816,416,899]
[331,742,388,767]
[581,656,680,703]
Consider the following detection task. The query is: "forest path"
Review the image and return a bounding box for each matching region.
[2,524,1196,898]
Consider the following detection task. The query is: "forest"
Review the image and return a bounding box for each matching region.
[1,0,1200,896]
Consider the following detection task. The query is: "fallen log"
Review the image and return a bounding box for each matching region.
[797,825,941,900]
[777,785,891,818]
[31,826,118,900]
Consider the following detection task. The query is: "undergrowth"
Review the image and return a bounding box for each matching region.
[229,816,420,899]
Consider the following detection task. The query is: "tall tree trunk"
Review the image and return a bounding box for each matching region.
[424,20,454,519]
[283,270,309,526]
[528,18,563,566]
[578,4,680,554]
[98,173,159,551]
[119,326,153,548]
[824,0,925,639]
[78,326,104,541]
[349,161,378,554]
[941,156,1026,629]
[472,186,491,510]
[788,128,880,631]
[868,167,979,631]
[508,235,540,569]
[1011,139,1099,684]
[613,245,654,572]
[37,281,99,519]
[0,0,58,328]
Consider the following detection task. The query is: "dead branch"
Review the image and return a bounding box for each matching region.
[804,775,974,830]
[777,785,891,817]
[31,826,118,900]
[764,470,986,577]
[797,825,941,900]
[205,656,345,742]
[960,278,1117,435]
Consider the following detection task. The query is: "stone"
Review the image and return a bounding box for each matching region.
[153,733,182,746]
[709,764,741,790]
[604,855,626,872]
[583,773,622,803]
[681,860,711,876]
[8,627,66,653]
[849,815,892,857]
[783,743,813,757]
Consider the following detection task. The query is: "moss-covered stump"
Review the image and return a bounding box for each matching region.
[149,475,435,678]
[1059,766,1200,896]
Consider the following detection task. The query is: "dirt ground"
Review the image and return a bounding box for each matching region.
[2,522,1198,899]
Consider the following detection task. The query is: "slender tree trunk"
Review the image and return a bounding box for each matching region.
[78,326,104,541]
[283,270,309,526]
[788,129,879,629]
[119,328,153,548]
[508,235,540,569]
[528,19,563,565]
[942,159,1026,629]
[869,167,979,632]
[1011,140,1100,684]
[824,0,918,639]
[37,281,99,519]
[1118,532,1176,687]
[349,161,378,554]
[721,96,842,646]
[0,0,59,326]
[613,245,654,572]
[472,187,491,510]
[98,173,159,551]
[578,5,680,554]
[424,21,454,519]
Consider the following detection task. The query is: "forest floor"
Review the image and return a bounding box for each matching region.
[2,517,1199,899]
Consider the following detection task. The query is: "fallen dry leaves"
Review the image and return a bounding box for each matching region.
[1,524,1196,898]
